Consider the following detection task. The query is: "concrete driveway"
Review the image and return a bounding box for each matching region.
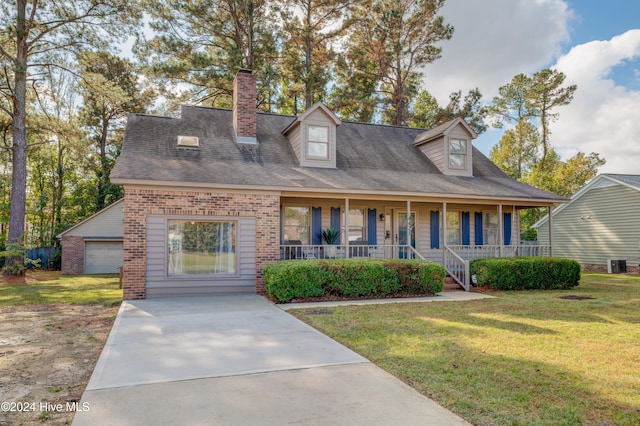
[74,295,470,425]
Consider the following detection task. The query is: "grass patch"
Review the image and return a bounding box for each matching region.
[291,273,640,425]
[0,271,122,306]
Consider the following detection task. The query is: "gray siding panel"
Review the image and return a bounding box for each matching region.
[538,184,640,266]
[145,215,257,296]
[67,200,124,237]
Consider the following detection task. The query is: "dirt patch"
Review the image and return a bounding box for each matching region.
[558,295,595,300]
[0,304,118,425]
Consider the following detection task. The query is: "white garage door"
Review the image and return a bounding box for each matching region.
[84,241,123,274]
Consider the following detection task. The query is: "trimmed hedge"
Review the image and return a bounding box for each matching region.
[263,258,445,302]
[470,257,580,291]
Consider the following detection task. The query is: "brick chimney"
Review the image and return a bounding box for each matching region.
[232,69,257,144]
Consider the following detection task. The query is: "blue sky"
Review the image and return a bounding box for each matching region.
[426,0,640,174]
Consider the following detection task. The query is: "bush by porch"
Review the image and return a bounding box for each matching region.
[470,257,580,290]
[263,258,445,302]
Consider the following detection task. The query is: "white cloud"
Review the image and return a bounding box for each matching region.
[423,0,572,104]
[551,29,640,174]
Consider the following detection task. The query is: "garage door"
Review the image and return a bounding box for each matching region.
[84,241,123,274]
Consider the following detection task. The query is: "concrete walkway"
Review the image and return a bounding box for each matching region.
[74,294,482,425]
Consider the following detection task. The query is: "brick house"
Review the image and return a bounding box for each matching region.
[111,69,566,299]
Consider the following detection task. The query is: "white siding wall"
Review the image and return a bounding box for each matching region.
[146,215,257,297]
[537,184,640,266]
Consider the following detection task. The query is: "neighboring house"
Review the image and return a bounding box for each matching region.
[111,69,567,300]
[57,199,124,275]
[533,174,640,273]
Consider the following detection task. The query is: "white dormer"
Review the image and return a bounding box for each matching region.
[282,102,342,168]
[413,118,477,177]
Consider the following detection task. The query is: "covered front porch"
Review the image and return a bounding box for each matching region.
[279,195,554,291]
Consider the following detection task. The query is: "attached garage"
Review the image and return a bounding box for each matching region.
[58,200,124,275]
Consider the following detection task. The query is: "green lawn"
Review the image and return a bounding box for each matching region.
[291,273,640,425]
[0,272,122,306]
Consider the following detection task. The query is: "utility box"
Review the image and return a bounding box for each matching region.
[607,259,627,274]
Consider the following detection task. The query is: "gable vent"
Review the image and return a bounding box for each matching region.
[177,135,199,147]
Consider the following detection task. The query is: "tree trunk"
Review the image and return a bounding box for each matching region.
[304,1,313,110]
[6,0,29,273]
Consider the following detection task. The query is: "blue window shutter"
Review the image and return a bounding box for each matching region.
[461,212,470,245]
[330,207,341,245]
[367,209,377,245]
[430,211,440,249]
[475,212,483,245]
[312,207,322,245]
[503,213,512,245]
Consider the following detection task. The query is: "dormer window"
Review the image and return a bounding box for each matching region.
[413,118,476,177]
[449,139,467,168]
[282,102,341,169]
[307,125,329,158]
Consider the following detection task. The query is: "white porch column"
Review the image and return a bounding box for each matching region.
[442,202,447,263]
[548,205,553,257]
[406,200,412,249]
[345,197,350,258]
[498,204,503,257]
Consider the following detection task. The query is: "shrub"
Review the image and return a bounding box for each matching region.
[263,260,328,302]
[470,257,580,291]
[264,258,445,302]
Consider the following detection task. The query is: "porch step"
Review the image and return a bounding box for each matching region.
[443,275,464,292]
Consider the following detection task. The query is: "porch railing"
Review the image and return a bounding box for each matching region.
[280,244,420,260]
[448,244,551,261]
[443,246,470,291]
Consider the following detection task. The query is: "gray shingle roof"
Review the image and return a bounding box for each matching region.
[111,105,567,202]
[603,174,640,190]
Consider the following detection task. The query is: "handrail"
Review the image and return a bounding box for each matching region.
[443,245,470,291]
[280,244,416,260]
[407,246,425,260]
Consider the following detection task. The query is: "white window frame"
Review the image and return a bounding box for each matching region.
[306,124,330,160]
[483,211,499,246]
[282,205,311,245]
[445,210,461,245]
[342,207,367,244]
[166,219,238,278]
[449,138,467,169]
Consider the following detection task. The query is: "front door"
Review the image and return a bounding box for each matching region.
[384,209,416,258]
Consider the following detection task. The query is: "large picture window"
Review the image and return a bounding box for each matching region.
[283,206,310,244]
[168,220,236,276]
[307,125,329,158]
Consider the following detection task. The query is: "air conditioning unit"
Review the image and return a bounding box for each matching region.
[607,259,627,274]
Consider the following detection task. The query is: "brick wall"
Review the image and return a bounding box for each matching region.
[61,235,84,274]
[581,263,640,274]
[232,69,256,139]
[123,188,280,300]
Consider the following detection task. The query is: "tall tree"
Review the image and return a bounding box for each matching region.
[140,0,279,111]
[489,120,539,180]
[489,73,536,126]
[528,68,577,162]
[409,88,487,133]
[489,69,603,235]
[80,51,153,211]
[277,0,351,113]
[0,0,141,272]
[339,0,453,126]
